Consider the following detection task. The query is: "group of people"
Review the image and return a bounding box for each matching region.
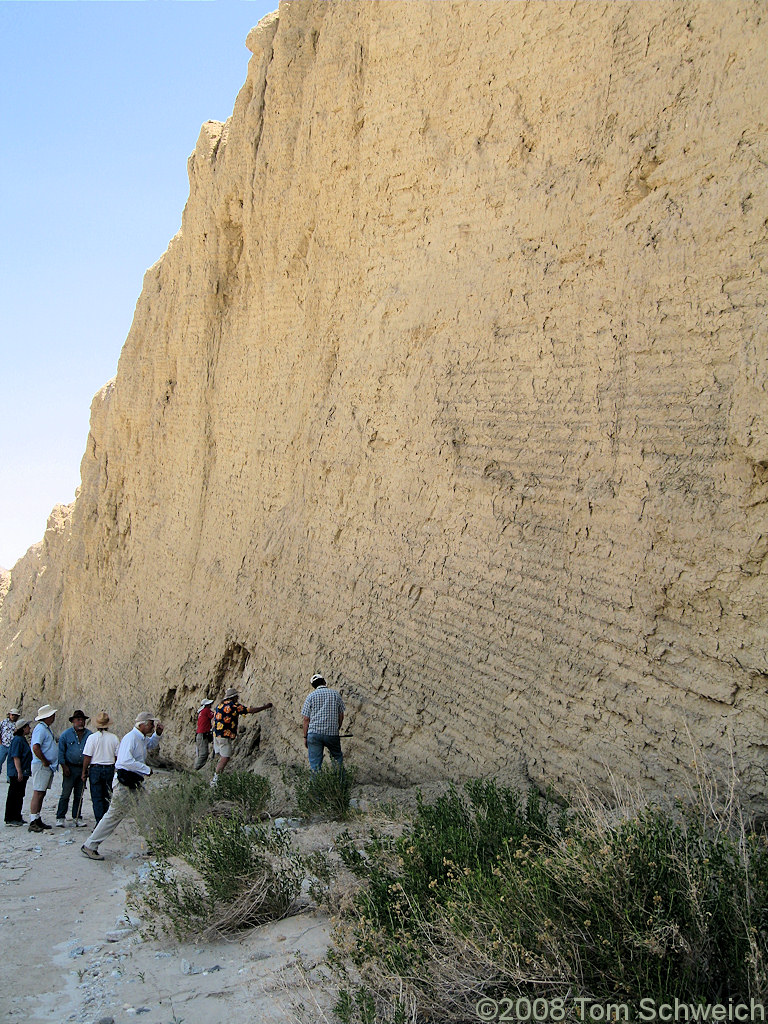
[193,673,345,778]
[0,702,163,862]
[1,671,346,861]
[1,704,121,831]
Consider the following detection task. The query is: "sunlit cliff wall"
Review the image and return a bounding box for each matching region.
[2,1,766,807]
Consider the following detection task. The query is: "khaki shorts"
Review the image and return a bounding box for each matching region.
[213,736,233,757]
[31,763,54,792]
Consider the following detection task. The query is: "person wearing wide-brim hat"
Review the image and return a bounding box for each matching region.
[29,704,58,833]
[80,712,119,823]
[4,718,32,826]
[55,710,92,827]
[210,688,273,787]
[0,706,22,776]
[194,699,215,771]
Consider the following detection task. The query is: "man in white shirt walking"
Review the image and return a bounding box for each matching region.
[81,711,163,861]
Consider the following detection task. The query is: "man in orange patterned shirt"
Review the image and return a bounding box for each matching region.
[210,687,272,786]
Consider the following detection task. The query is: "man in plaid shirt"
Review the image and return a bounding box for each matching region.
[301,674,345,772]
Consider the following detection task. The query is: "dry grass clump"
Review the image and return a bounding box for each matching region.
[129,815,304,941]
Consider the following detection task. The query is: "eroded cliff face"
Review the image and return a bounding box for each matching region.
[2,1,766,806]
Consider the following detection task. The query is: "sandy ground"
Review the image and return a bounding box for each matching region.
[0,770,340,1024]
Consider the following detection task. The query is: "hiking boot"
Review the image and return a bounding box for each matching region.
[38,820,52,829]
[80,845,104,861]
[28,820,45,833]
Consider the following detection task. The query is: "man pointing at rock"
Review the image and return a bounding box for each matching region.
[210,688,273,787]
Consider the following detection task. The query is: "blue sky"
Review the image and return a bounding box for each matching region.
[0,0,275,569]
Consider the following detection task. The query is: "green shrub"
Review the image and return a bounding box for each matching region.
[129,772,214,856]
[128,771,298,941]
[332,780,768,1023]
[130,812,304,940]
[292,762,357,819]
[131,860,209,941]
[130,770,270,857]
[212,770,271,818]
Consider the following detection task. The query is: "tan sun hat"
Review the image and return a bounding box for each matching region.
[8,707,20,717]
[13,718,31,734]
[35,704,58,721]
[95,711,112,728]
[134,711,156,726]
[223,688,239,700]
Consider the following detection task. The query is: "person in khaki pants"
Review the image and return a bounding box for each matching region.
[209,688,272,787]
[194,699,214,770]
[80,711,163,861]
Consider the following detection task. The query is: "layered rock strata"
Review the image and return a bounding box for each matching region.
[2,1,766,808]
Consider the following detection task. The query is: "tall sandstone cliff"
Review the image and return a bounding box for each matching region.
[2,1,767,807]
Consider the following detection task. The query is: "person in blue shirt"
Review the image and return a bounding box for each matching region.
[56,710,92,827]
[4,718,32,825]
[29,704,59,833]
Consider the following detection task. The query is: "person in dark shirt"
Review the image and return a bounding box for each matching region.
[5,718,32,825]
[210,688,272,786]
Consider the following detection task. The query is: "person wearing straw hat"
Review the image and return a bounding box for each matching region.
[81,712,119,822]
[56,710,92,827]
[81,710,164,861]
[194,699,215,771]
[29,704,59,833]
[210,688,273,787]
[4,718,32,825]
[0,706,21,774]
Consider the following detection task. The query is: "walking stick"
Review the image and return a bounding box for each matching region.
[73,775,87,825]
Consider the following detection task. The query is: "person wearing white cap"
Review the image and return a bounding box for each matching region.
[81,711,164,861]
[301,673,345,773]
[29,704,59,833]
[0,707,21,774]
[194,699,215,771]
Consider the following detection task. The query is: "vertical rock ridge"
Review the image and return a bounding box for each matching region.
[1,1,766,808]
